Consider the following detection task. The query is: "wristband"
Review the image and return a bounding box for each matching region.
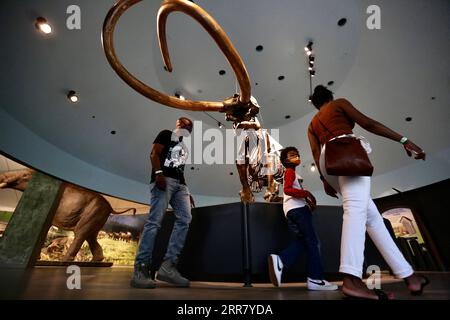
[155,170,163,175]
[400,137,408,144]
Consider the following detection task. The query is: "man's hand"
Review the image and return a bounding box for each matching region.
[323,180,338,198]
[403,141,426,160]
[155,175,166,191]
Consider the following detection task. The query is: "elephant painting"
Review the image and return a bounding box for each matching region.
[0,169,136,262]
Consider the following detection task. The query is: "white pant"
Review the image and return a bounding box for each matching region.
[320,145,413,279]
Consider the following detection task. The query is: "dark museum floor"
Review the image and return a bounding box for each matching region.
[0,267,448,300]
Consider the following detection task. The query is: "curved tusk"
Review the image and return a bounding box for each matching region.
[102,0,251,112]
[158,0,251,105]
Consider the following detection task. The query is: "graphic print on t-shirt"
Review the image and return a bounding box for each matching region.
[164,143,188,169]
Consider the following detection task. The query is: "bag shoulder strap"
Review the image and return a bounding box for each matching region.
[313,113,335,143]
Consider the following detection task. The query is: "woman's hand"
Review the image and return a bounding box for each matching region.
[306,192,317,211]
[403,141,426,160]
[323,180,338,198]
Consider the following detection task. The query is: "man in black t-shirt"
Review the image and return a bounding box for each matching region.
[131,117,193,289]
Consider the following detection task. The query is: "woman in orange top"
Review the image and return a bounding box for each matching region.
[307,85,428,300]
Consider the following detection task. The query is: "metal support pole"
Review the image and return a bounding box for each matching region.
[241,202,252,287]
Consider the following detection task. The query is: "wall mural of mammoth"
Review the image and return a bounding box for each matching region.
[0,169,136,262]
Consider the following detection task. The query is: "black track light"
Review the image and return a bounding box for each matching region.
[35,17,52,34]
[67,90,79,103]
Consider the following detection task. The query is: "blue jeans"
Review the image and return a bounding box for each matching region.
[135,177,192,265]
[279,206,324,280]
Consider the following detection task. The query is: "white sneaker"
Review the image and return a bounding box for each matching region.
[307,278,338,291]
[268,254,283,287]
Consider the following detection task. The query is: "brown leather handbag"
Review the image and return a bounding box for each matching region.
[317,118,374,176]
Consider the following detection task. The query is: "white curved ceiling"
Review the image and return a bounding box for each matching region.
[1,0,449,206]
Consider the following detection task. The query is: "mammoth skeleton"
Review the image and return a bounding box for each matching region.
[102,0,283,202]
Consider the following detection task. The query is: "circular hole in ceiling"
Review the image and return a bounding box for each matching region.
[338,18,347,26]
[255,82,258,86]
[110,130,116,135]
[431,97,436,100]
[327,81,335,86]
[405,117,412,122]
[219,70,226,75]
[91,115,96,119]
[229,172,234,175]
[285,115,291,119]
[256,45,263,52]
[278,75,285,81]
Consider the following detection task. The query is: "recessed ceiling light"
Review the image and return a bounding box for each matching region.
[255,82,258,86]
[256,45,264,52]
[278,75,285,81]
[35,17,52,34]
[219,70,226,75]
[110,130,116,135]
[327,81,334,86]
[310,163,316,172]
[229,172,233,175]
[92,115,96,119]
[285,115,291,119]
[338,18,347,26]
[67,90,79,103]
[405,117,412,122]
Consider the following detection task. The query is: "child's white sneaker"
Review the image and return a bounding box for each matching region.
[268,254,283,287]
[307,278,338,291]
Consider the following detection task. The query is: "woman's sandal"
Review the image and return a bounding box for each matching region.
[343,288,391,300]
[407,275,430,296]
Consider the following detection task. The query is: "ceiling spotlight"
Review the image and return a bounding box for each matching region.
[309,56,315,64]
[310,163,316,172]
[218,122,224,129]
[310,70,316,77]
[35,17,52,34]
[308,96,312,103]
[67,90,78,103]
